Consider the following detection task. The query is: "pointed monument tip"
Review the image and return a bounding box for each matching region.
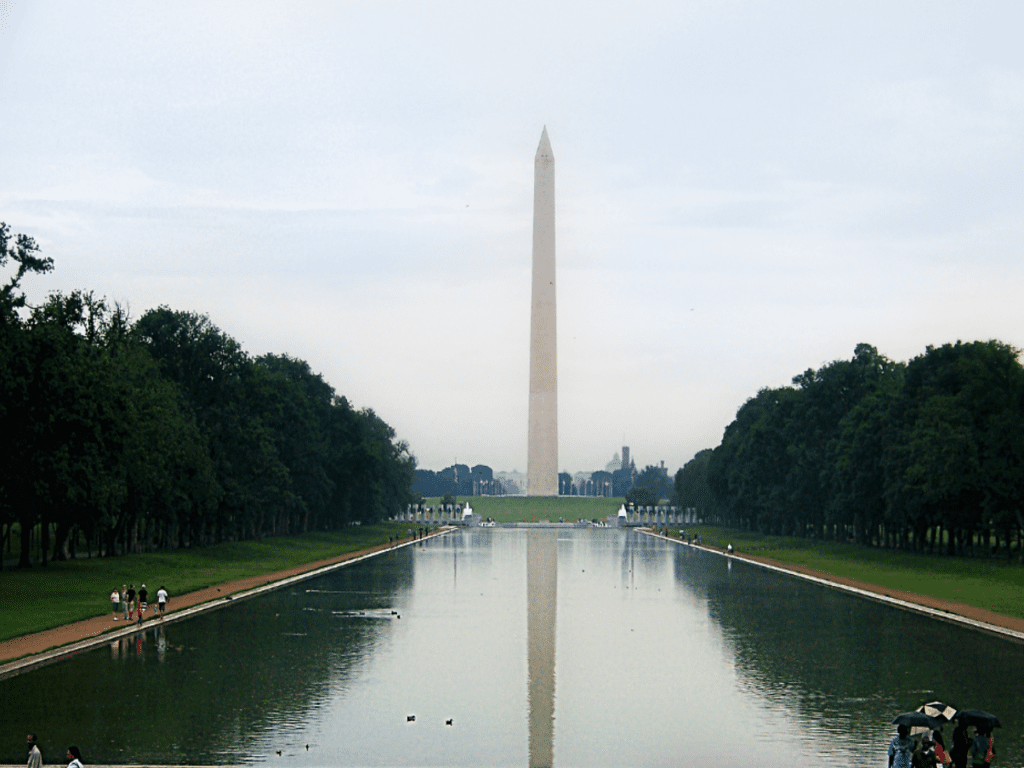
[536,126,553,159]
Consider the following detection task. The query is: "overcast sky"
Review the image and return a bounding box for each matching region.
[2,1,1023,476]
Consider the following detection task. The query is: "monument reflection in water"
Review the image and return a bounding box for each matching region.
[1,529,1023,767]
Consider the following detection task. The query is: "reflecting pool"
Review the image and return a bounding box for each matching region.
[1,529,1022,766]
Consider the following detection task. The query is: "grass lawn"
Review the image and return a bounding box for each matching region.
[425,496,626,523]
[0,522,413,643]
[689,525,1024,621]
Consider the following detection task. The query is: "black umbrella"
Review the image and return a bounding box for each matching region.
[893,712,945,730]
[953,710,1001,729]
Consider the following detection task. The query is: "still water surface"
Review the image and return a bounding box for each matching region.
[2,529,1022,766]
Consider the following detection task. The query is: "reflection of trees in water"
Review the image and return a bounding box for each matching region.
[0,549,415,765]
[619,530,666,586]
[672,548,1024,759]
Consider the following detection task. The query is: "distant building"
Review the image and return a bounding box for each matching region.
[495,469,526,496]
[621,446,630,472]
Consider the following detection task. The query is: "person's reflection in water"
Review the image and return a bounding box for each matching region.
[156,625,167,661]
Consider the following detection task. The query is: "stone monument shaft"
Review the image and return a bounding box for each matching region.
[527,127,558,496]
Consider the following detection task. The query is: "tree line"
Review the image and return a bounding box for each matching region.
[0,224,415,568]
[674,342,1024,561]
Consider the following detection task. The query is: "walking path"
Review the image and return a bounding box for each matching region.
[0,528,452,678]
[644,530,1024,642]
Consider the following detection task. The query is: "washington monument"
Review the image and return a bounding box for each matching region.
[527,127,558,496]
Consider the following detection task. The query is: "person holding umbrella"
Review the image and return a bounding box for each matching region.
[914,701,957,767]
[969,726,995,767]
[931,729,951,767]
[953,710,999,768]
[951,721,970,768]
[890,724,916,768]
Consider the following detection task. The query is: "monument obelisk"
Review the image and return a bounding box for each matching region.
[527,127,558,496]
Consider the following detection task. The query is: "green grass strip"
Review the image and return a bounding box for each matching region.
[0,523,414,643]
[688,525,1024,621]
[425,495,626,523]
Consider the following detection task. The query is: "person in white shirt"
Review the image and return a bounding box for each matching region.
[110,588,120,621]
[65,746,83,768]
[26,734,42,768]
[156,586,169,618]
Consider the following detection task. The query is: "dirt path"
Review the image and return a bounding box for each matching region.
[0,530,447,665]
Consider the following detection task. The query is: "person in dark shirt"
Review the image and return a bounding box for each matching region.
[951,721,970,768]
[126,584,136,621]
[970,726,994,768]
[137,584,149,625]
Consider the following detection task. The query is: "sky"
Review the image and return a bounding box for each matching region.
[1,1,1023,477]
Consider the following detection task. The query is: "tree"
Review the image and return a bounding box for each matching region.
[673,449,713,514]
[633,464,672,503]
[0,223,53,567]
[625,485,657,507]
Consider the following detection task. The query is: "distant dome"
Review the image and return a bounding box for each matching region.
[605,452,622,473]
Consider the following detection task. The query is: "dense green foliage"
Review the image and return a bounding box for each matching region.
[0,224,415,569]
[676,342,1024,560]
[626,464,672,505]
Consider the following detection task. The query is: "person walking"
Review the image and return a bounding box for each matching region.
[137,584,148,625]
[110,588,120,621]
[932,729,951,767]
[952,721,970,768]
[156,586,168,618]
[914,735,939,768]
[65,746,83,768]
[889,724,915,768]
[969,726,995,767]
[125,584,136,621]
[120,585,129,620]
[27,734,42,768]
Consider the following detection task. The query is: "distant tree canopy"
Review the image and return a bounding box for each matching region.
[0,224,415,568]
[632,464,672,503]
[680,342,1024,560]
[412,464,502,497]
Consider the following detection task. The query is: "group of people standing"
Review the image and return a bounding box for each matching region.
[26,734,82,768]
[888,722,996,768]
[108,583,168,624]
